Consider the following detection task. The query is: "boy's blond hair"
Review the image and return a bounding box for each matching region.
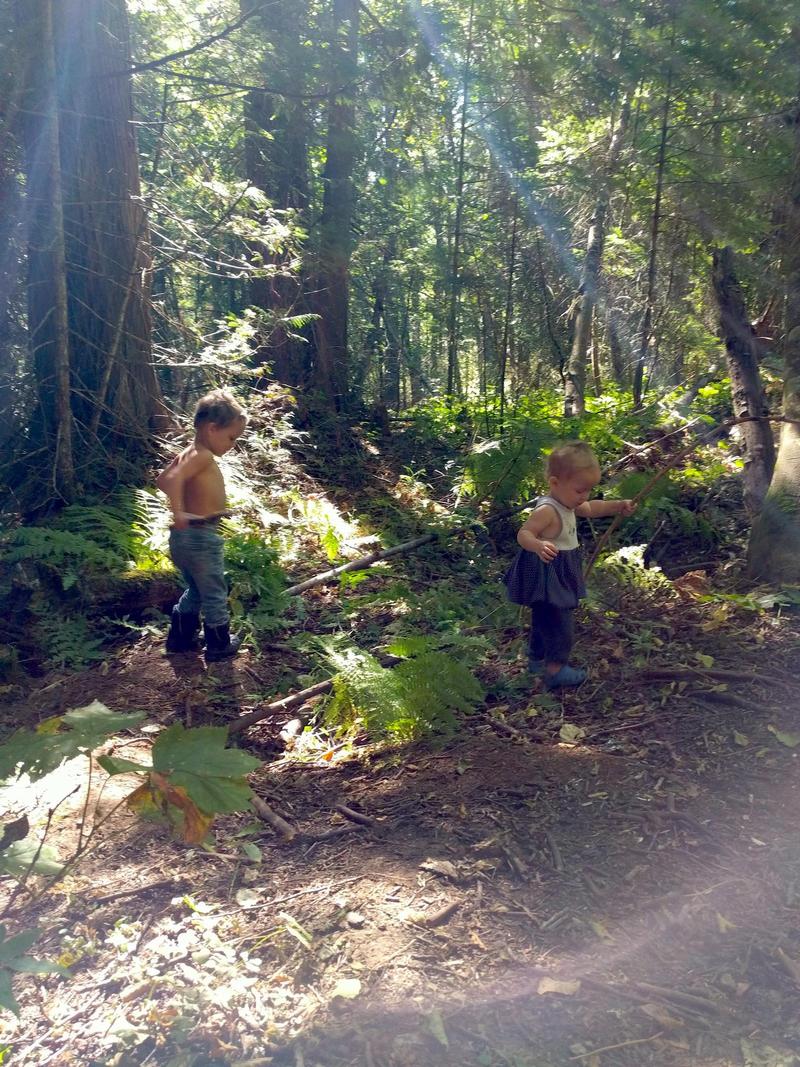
[193,389,247,429]
[546,441,599,479]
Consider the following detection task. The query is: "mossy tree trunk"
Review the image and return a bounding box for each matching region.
[711,245,774,514]
[564,91,632,416]
[748,83,800,581]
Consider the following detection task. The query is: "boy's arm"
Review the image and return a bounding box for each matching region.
[576,499,636,519]
[517,505,560,562]
[156,449,212,528]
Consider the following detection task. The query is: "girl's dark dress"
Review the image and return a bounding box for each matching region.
[504,495,586,663]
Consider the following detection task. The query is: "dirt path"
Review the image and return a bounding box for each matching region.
[3,593,800,1067]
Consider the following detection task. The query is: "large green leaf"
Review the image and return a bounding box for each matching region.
[96,754,151,777]
[0,926,69,1016]
[168,772,254,814]
[0,970,19,1016]
[0,702,145,781]
[0,840,63,878]
[152,725,260,778]
[150,725,260,815]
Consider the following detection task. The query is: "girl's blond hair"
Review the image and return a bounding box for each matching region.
[546,441,599,479]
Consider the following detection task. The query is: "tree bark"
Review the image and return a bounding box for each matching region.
[710,246,774,514]
[310,0,359,408]
[498,194,518,429]
[564,91,632,416]
[445,0,475,399]
[15,0,163,503]
[748,76,800,580]
[633,64,673,407]
[16,0,75,500]
[241,0,310,387]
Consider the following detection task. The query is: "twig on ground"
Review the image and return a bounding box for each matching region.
[334,802,375,827]
[545,830,564,872]
[251,795,298,841]
[569,1033,663,1059]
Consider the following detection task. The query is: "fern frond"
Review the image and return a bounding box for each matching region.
[321,642,483,740]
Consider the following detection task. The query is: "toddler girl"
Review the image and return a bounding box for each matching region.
[504,441,635,689]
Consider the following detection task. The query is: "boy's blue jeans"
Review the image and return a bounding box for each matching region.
[169,527,229,627]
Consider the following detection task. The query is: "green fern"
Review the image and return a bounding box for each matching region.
[322,642,483,740]
[1,527,124,590]
[33,614,106,671]
[54,489,170,569]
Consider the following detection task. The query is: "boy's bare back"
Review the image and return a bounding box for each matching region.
[157,443,227,528]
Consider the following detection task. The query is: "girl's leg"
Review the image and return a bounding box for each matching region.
[528,605,547,669]
[543,607,585,689]
[547,607,574,666]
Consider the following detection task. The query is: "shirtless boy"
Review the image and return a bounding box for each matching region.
[156,389,247,661]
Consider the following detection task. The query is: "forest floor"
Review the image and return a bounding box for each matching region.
[3,421,800,1067]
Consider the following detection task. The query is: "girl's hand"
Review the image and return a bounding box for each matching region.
[619,499,636,516]
[535,540,559,563]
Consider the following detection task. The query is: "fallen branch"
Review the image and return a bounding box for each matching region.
[334,803,375,827]
[570,1034,663,1060]
[643,668,767,684]
[283,498,538,597]
[228,680,333,736]
[251,796,298,842]
[414,899,461,927]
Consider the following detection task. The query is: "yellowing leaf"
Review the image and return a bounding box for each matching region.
[733,731,750,747]
[716,912,736,933]
[537,977,581,996]
[331,978,362,999]
[768,725,800,748]
[559,723,586,743]
[35,716,63,735]
[589,919,614,941]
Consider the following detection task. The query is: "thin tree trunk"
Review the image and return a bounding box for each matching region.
[564,91,633,416]
[533,233,566,377]
[606,306,626,385]
[498,194,518,429]
[633,60,673,407]
[241,0,310,387]
[310,0,359,407]
[445,0,475,398]
[711,246,774,513]
[748,73,800,580]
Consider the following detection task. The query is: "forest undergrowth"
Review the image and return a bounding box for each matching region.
[2,394,800,1067]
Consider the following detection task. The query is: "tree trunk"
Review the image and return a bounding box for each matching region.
[711,246,774,514]
[310,0,359,408]
[445,0,475,399]
[498,194,518,429]
[633,63,673,407]
[606,306,626,386]
[16,0,75,500]
[16,0,163,503]
[565,91,632,416]
[241,0,310,387]
[748,81,800,580]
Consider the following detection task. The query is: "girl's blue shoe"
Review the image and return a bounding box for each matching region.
[528,657,545,676]
[544,664,587,690]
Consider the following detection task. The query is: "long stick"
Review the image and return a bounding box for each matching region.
[228,680,333,736]
[283,498,538,597]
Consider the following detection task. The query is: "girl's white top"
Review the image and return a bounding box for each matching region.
[536,495,578,550]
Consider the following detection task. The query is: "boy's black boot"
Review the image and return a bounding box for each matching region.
[166,607,201,653]
[204,621,242,662]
